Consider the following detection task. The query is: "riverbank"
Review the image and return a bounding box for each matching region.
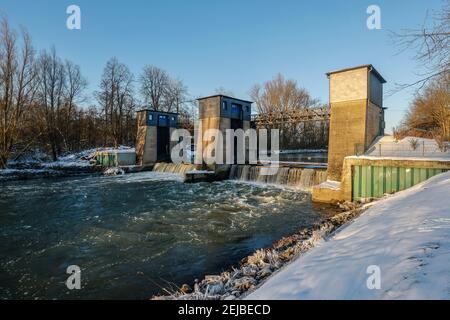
[0,147,134,181]
[246,171,450,299]
[1,172,333,299]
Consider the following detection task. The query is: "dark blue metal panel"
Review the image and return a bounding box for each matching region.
[144,111,178,128]
[230,103,242,120]
[220,97,252,121]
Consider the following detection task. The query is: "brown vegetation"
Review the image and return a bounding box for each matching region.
[0,16,194,168]
[394,74,450,149]
[250,74,329,150]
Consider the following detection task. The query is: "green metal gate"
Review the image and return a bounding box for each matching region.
[95,153,118,167]
[352,166,447,201]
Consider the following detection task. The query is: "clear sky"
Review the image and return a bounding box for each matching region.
[0,0,445,131]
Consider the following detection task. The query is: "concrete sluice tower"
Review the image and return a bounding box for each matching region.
[196,95,253,169]
[326,65,386,181]
[135,110,178,166]
[313,64,386,203]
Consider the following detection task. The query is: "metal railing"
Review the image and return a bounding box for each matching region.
[359,140,450,158]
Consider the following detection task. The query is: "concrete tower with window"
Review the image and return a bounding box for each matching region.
[135,110,178,165]
[326,65,386,181]
[197,95,252,166]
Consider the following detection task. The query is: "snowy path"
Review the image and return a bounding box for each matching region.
[247,172,450,299]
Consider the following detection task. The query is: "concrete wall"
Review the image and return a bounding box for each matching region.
[135,125,146,165]
[329,68,368,103]
[142,126,157,164]
[365,101,383,148]
[135,124,157,165]
[135,111,149,165]
[199,96,221,119]
[197,117,220,164]
[327,99,367,181]
[369,72,383,107]
[116,152,136,166]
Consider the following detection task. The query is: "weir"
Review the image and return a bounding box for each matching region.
[134,65,450,203]
[152,162,197,174]
[229,165,327,190]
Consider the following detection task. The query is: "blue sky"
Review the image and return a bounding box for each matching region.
[0,0,445,131]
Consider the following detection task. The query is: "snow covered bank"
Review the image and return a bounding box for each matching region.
[0,148,103,181]
[275,149,328,154]
[247,171,450,299]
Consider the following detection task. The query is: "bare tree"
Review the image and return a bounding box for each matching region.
[250,74,317,114]
[0,17,37,168]
[63,60,87,150]
[139,65,169,111]
[65,60,87,118]
[36,47,68,160]
[164,78,188,113]
[96,57,135,147]
[250,74,327,149]
[396,73,449,145]
[139,65,190,114]
[390,0,449,91]
[1,16,139,164]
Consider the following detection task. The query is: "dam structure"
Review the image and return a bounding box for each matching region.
[135,110,179,166]
[313,65,450,203]
[229,164,327,190]
[196,95,252,168]
[193,94,329,189]
[96,64,449,200]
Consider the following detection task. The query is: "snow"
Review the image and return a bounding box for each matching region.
[246,171,450,299]
[95,147,135,154]
[186,170,214,174]
[0,168,56,175]
[275,149,328,154]
[42,159,91,168]
[2,146,135,172]
[361,136,450,160]
[317,180,341,190]
[258,160,327,168]
[347,155,450,162]
[110,171,183,183]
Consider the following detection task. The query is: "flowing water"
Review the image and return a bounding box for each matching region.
[278,152,328,163]
[152,162,196,174]
[0,171,334,299]
[229,165,328,190]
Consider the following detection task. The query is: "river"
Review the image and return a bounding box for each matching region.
[0,171,334,299]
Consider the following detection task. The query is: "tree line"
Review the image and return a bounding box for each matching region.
[392,1,449,149]
[394,73,449,150]
[0,17,193,168]
[0,14,330,170]
[250,74,329,150]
